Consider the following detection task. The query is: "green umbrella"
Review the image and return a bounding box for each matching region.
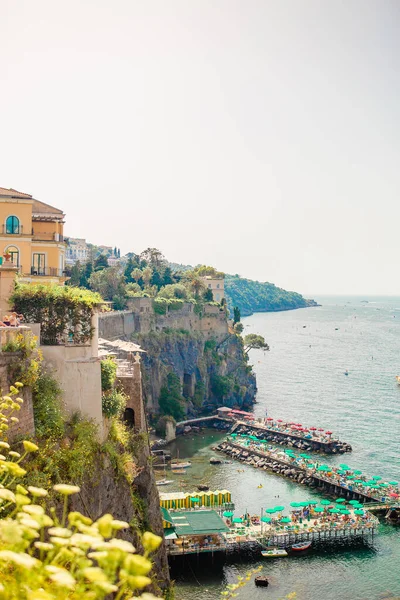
[320,500,331,506]
[346,476,355,480]
[318,465,330,471]
[389,481,398,486]
[336,498,346,503]
[306,500,318,505]
[232,517,243,523]
[379,483,389,488]
[353,470,362,475]
[265,508,276,514]
[337,470,347,475]
[261,516,272,523]
[349,500,360,505]
[354,509,365,515]
[339,464,350,470]
[329,508,341,514]
[300,454,311,459]
[313,507,325,513]
[299,501,311,507]
[274,505,285,511]
[290,502,300,507]
[372,476,382,481]
[354,480,364,484]
[280,517,291,523]
[223,511,234,517]
[231,434,237,438]
[340,509,351,515]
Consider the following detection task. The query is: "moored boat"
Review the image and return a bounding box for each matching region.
[156,479,173,486]
[261,548,288,558]
[170,461,191,469]
[255,576,269,587]
[291,541,311,551]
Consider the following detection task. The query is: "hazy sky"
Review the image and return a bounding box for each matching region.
[2,1,400,295]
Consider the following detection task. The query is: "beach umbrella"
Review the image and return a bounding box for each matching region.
[329,508,341,514]
[389,481,398,486]
[318,428,324,431]
[265,508,276,514]
[320,500,331,506]
[277,419,283,422]
[306,500,318,505]
[353,470,362,475]
[299,501,311,507]
[346,476,355,480]
[335,498,346,503]
[389,492,399,498]
[349,500,360,505]
[372,476,382,481]
[223,511,234,517]
[300,454,311,459]
[274,505,285,511]
[231,433,237,438]
[337,470,346,475]
[261,516,272,523]
[354,480,364,484]
[354,509,364,515]
[325,431,333,435]
[339,464,350,470]
[379,483,389,488]
[232,518,243,523]
[310,427,317,431]
[267,417,274,421]
[290,502,300,507]
[280,517,291,523]
[313,507,325,513]
[318,465,330,471]
[340,509,351,515]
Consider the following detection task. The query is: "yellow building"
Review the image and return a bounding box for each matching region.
[201,276,225,302]
[0,187,67,284]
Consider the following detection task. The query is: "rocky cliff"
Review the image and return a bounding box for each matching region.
[132,329,257,417]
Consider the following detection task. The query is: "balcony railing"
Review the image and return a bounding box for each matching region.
[32,232,64,242]
[2,225,32,236]
[30,267,67,277]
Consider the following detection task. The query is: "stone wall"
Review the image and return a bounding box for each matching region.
[98,298,229,340]
[0,353,35,440]
[117,357,146,432]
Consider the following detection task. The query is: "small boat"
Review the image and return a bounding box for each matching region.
[197,485,209,491]
[170,461,191,469]
[261,548,287,558]
[172,469,185,474]
[255,576,269,587]
[344,370,349,376]
[291,542,311,551]
[156,479,174,486]
[209,458,222,465]
[396,376,400,385]
[257,484,263,489]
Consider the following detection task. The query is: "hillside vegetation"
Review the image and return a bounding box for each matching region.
[225,274,318,316]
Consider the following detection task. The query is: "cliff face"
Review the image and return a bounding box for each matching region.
[133,330,257,417]
[69,435,170,592]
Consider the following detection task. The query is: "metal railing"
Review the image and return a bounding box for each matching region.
[30,267,66,277]
[2,225,32,236]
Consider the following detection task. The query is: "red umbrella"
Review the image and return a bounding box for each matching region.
[318,428,324,431]
[267,418,274,421]
[389,492,399,498]
[290,424,298,429]
[310,427,317,431]
[326,431,333,435]
[277,419,283,422]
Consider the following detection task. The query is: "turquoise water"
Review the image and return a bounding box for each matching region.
[172,296,400,600]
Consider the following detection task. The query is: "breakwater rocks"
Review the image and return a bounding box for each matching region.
[215,441,314,486]
[233,424,352,454]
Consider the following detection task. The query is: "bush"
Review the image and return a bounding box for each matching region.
[102,389,127,418]
[211,374,234,399]
[11,284,103,345]
[153,298,168,315]
[158,373,185,420]
[33,373,65,438]
[100,357,117,392]
[155,415,176,436]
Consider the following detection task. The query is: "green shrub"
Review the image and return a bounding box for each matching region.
[33,373,65,438]
[193,381,205,408]
[102,389,127,418]
[211,374,234,399]
[158,373,185,420]
[153,298,168,315]
[100,357,117,392]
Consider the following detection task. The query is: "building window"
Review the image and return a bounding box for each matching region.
[32,253,46,275]
[6,246,19,266]
[216,283,220,289]
[6,216,20,234]
[216,293,220,301]
[208,284,212,288]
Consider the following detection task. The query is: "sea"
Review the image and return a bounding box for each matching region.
[170,296,400,600]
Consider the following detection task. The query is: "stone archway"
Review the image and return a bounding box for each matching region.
[123,407,135,428]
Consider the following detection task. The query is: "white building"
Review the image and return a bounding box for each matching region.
[201,276,225,302]
[65,238,90,265]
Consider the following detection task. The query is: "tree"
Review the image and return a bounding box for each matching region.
[131,268,143,284]
[233,306,241,325]
[140,247,165,267]
[243,333,270,354]
[184,272,206,298]
[157,283,188,299]
[158,372,185,420]
[203,288,213,302]
[68,262,81,287]
[80,261,93,288]
[93,253,109,271]
[195,265,225,278]
[141,266,153,286]
[89,267,126,302]
[161,265,174,285]
[234,322,244,334]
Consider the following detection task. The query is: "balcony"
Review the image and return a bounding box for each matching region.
[30,267,66,278]
[32,232,65,242]
[1,225,32,237]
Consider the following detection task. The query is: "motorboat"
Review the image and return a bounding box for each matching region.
[170,461,191,469]
[255,576,269,587]
[261,548,288,558]
[171,469,185,474]
[156,479,174,486]
[291,542,311,551]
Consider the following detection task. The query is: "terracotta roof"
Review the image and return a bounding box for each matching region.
[0,187,33,199]
[32,199,64,217]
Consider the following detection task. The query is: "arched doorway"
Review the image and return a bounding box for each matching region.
[123,407,135,428]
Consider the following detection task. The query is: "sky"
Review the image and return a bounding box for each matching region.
[2,0,400,296]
